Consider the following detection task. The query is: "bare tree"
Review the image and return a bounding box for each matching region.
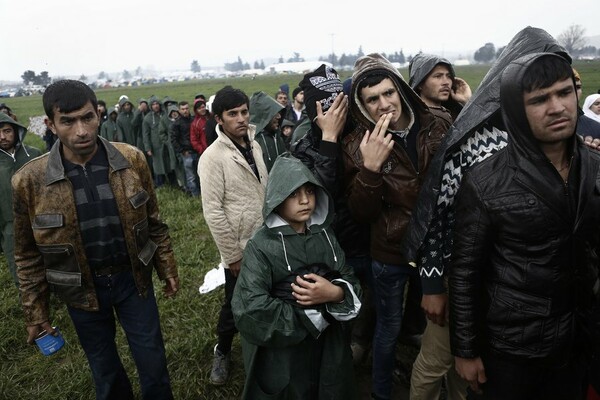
[558,24,587,54]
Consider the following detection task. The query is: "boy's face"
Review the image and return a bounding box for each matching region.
[278,183,316,233]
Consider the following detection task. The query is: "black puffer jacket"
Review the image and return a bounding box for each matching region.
[449,53,600,365]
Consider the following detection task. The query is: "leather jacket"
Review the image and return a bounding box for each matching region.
[343,53,450,264]
[13,138,177,325]
[450,53,600,364]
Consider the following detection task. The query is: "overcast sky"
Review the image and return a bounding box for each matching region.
[2,0,599,82]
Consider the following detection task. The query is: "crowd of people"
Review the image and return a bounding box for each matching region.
[1,25,600,400]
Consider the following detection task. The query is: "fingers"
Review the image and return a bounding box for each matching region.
[372,113,392,137]
[583,136,600,149]
[315,100,324,120]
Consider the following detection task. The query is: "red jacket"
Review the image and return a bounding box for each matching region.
[190,114,208,155]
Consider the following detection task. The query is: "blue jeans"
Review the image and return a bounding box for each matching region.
[370,260,417,400]
[68,270,173,400]
[182,152,199,196]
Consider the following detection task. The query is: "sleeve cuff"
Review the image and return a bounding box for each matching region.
[319,140,339,158]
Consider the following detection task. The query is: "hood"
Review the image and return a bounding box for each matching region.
[583,94,600,124]
[193,98,206,114]
[444,26,570,152]
[107,107,118,118]
[350,53,426,132]
[0,111,27,145]
[118,97,134,109]
[408,53,455,90]
[148,95,161,112]
[167,104,180,119]
[249,91,284,133]
[262,152,333,233]
[162,96,178,109]
[500,52,575,162]
[408,53,462,116]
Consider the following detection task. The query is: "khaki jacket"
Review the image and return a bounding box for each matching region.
[198,124,268,266]
[12,138,177,325]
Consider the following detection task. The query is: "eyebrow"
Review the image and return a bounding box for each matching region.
[59,111,96,122]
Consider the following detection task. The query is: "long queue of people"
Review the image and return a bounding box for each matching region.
[1,25,600,400]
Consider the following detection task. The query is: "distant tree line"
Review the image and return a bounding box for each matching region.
[20,70,51,86]
[19,24,595,87]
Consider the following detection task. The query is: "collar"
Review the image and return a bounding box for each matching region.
[46,137,131,185]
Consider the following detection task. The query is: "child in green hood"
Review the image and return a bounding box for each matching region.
[232,152,361,400]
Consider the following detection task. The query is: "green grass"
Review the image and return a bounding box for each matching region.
[0,186,247,399]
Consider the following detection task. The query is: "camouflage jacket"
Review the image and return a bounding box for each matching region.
[12,138,177,325]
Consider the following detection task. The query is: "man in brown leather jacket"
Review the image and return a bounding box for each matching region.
[342,53,450,400]
[13,80,179,400]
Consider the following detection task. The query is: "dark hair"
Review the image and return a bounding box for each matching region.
[211,86,249,119]
[292,87,302,99]
[275,90,288,99]
[356,72,389,97]
[43,80,98,121]
[178,101,189,107]
[522,55,573,93]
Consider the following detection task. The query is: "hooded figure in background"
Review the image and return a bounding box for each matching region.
[232,153,361,400]
[116,97,136,146]
[132,98,149,150]
[159,103,182,188]
[250,91,286,172]
[583,94,600,124]
[409,53,469,123]
[99,107,119,141]
[142,96,168,186]
[0,113,42,286]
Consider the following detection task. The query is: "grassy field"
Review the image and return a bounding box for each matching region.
[0,186,252,399]
[1,60,600,399]
[7,60,600,154]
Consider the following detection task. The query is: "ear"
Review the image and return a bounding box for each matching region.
[44,116,57,134]
[215,114,223,125]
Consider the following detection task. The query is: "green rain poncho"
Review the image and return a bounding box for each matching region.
[232,153,361,399]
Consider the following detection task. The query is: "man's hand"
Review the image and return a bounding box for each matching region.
[163,276,179,298]
[421,293,448,326]
[583,135,600,150]
[291,274,344,306]
[360,113,394,172]
[315,93,348,143]
[455,356,487,395]
[26,321,55,345]
[229,259,242,277]
[451,77,472,105]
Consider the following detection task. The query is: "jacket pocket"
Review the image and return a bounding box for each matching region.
[486,285,551,352]
[133,218,156,267]
[38,244,86,304]
[32,214,64,229]
[129,190,149,209]
[139,240,157,266]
